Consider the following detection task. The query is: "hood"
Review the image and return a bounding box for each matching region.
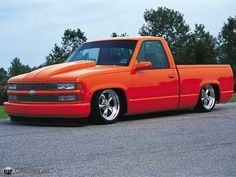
[8,61,129,83]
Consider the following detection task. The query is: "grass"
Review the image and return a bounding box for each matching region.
[231,93,236,102]
[0,106,8,119]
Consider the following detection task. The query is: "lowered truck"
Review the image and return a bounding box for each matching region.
[4,37,234,124]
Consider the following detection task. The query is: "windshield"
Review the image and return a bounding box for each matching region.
[66,40,137,66]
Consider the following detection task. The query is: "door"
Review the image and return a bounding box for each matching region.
[130,40,179,113]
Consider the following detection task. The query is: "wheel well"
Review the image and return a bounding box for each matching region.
[198,84,220,102]
[91,88,127,114]
[211,84,220,102]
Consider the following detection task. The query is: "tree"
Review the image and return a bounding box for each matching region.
[193,24,217,64]
[0,86,7,105]
[44,28,87,66]
[181,24,217,64]
[218,16,236,90]
[62,29,87,53]
[139,7,190,64]
[45,44,67,66]
[0,68,8,83]
[111,32,128,37]
[0,68,7,105]
[8,57,32,77]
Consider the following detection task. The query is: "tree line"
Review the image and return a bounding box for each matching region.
[0,7,236,88]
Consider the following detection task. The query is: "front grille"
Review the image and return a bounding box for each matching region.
[15,83,57,90]
[14,95,58,102]
[8,83,79,102]
[9,94,77,102]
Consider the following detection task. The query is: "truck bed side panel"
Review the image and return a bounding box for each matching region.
[177,65,234,109]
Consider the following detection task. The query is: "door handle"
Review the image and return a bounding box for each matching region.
[168,74,175,79]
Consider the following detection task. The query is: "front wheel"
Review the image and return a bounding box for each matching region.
[90,89,123,124]
[194,84,216,112]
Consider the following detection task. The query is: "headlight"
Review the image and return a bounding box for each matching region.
[8,84,17,90]
[57,83,76,90]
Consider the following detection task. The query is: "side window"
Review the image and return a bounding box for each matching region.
[137,40,169,69]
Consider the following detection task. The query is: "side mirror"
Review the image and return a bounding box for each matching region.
[135,61,152,70]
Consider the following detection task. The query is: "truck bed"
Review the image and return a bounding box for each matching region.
[176,64,234,109]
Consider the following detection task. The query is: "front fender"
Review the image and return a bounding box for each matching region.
[79,72,131,103]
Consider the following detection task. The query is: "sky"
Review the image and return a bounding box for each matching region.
[0,0,235,70]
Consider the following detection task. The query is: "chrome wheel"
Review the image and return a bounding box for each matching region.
[98,89,120,121]
[201,85,215,110]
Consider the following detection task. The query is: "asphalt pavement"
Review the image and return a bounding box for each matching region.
[0,103,236,177]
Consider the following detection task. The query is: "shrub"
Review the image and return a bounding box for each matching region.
[0,86,7,105]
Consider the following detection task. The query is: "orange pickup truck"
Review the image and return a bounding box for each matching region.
[4,37,234,124]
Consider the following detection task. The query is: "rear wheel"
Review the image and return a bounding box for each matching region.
[194,84,216,112]
[90,89,123,124]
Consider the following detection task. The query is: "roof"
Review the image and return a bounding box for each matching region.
[87,36,163,43]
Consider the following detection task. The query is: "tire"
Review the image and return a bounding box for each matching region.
[90,89,123,124]
[194,84,216,112]
[10,116,20,122]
